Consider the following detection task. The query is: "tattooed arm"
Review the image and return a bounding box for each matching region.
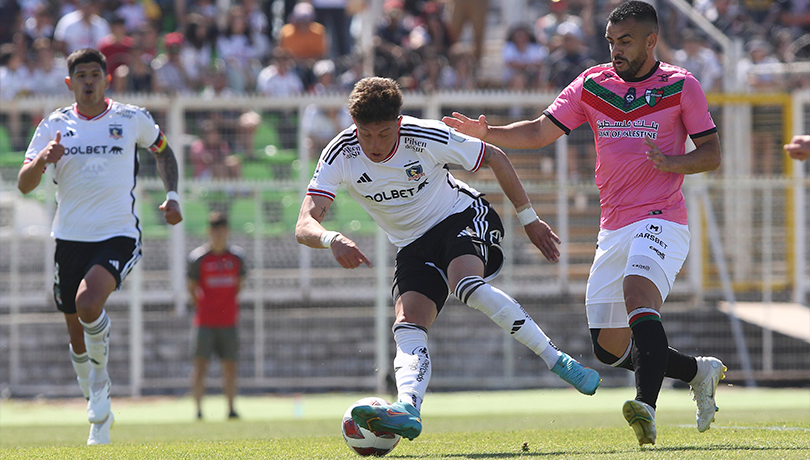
[154,143,183,225]
[295,195,371,268]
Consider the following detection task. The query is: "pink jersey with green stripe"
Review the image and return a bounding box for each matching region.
[544,61,717,230]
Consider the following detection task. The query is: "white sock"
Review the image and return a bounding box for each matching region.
[455,276,561,369]
[70,344,92,399]
[80,310,110,388]
[392,323,430,412]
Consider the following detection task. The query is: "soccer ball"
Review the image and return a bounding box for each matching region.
[341,397,401,457]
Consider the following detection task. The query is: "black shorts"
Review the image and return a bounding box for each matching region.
[194,326,239,361]
[392,197,504,312]
[53,236,142,314]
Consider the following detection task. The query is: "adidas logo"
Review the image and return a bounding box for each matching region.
[356,172,372,183]
[109,260,119,271]
[511,319,525,335]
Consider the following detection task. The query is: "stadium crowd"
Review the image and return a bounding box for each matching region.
[2,0,810,102]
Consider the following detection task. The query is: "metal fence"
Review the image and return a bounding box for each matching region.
[1,90,808,399]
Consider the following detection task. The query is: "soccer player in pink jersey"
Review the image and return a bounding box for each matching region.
[444,1,725,446]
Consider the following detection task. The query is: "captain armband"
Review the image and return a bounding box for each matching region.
[149,131,168,154]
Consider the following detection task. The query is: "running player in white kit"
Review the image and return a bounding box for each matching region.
[17,48,182,445]
[295,77,601,441]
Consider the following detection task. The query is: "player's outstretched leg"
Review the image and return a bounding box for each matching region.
[689,356,726,432]
[80,310,112,423]
[455,276,600,395]
[352,322,428,440]
[622,399,656,446]
[87,411,114,445]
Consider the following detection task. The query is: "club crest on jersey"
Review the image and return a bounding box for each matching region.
[645,88,664,107]
[405,162,424,181]
[109,124,123,139]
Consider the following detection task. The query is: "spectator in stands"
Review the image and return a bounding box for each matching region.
[536,0,583,51]
[235,110,261,159]
[737,38,784,92]
[409,1,455,56]
[243,0,271,61]
[24,3,55,42]
[116,0,148,33]
[98,16,133,89]
[545,21,596,90]
[374,2,414,80]
[279,2,328,61]
[191,0,219,22]
[413,48,447,92]
[312,0,353,58]
[134,21,160,61]
[217,6,261,94]
[153,32,193,94]
[665,29,723,92]
[447,0,488,65]
[440,43,478,90]
[502,23,548,90]
[181,13,215,92]
[201,60,238,98]
[778,0,810,38]
[309,58,339,94]
[694,0,748,38]
[337,53,363,92]
[0,43,32,100]
[256,47,304,97]
[114,42,157,93]
[0,0,20,46]
[302,102,352,157]
[188,211,246,421]
[54,0,110,55]
[31,38,69,97]
[740,0,781,35]
[190,119,241,180]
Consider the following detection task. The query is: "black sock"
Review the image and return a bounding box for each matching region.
[665,348,698,382]
[630,315,668,409]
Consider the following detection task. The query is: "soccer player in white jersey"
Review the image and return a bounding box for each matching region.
[445,1,726,446]
[295,77,601,441]
[17,48,183,445]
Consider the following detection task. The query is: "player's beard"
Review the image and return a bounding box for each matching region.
[613,53,647,80]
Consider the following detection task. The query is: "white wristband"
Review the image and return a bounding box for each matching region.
[516,206,539,226]
[166,191,180,203]
[319,231,341,248]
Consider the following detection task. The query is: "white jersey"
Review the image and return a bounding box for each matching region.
[307,115,487,247]
[24,99,161,242]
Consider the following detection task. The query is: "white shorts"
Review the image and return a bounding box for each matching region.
[585,218,690,329]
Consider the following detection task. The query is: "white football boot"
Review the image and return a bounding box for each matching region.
[87,379,111,423]
[690,356,726,432]
[622,400,656,446]
[87,412,114,445]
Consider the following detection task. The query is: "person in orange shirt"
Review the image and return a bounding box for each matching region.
[279,2,327,61]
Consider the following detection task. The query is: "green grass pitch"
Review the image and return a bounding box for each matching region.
[1,387,808,459]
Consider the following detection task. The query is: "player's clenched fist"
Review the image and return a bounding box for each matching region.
[160,199,183,225]
[42,130,65,164]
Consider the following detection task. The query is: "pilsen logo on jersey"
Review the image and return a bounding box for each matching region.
[109,124,123,139]
[404,162,425,181]
[645,88,664,107]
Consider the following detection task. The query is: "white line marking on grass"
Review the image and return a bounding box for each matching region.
[675,424,810,432]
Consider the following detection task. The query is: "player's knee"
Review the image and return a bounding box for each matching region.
[589,329,617,365]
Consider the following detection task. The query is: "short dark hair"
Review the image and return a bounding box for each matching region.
[348,77,402,125]
[607,1,658,33]
[67,48,107,76]
[208,211,228,228]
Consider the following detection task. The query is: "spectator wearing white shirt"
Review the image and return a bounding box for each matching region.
[0,44,33,100]
[31,38,69,97]
[256,48,304,97]
[180,13,215,92]
[53,0,110,55]
[217,6,261,93]
[153,32,193,94]
[668,30,723,92]
[24,4,55,42]
[116,0,148,33]
[502,24,547,90]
